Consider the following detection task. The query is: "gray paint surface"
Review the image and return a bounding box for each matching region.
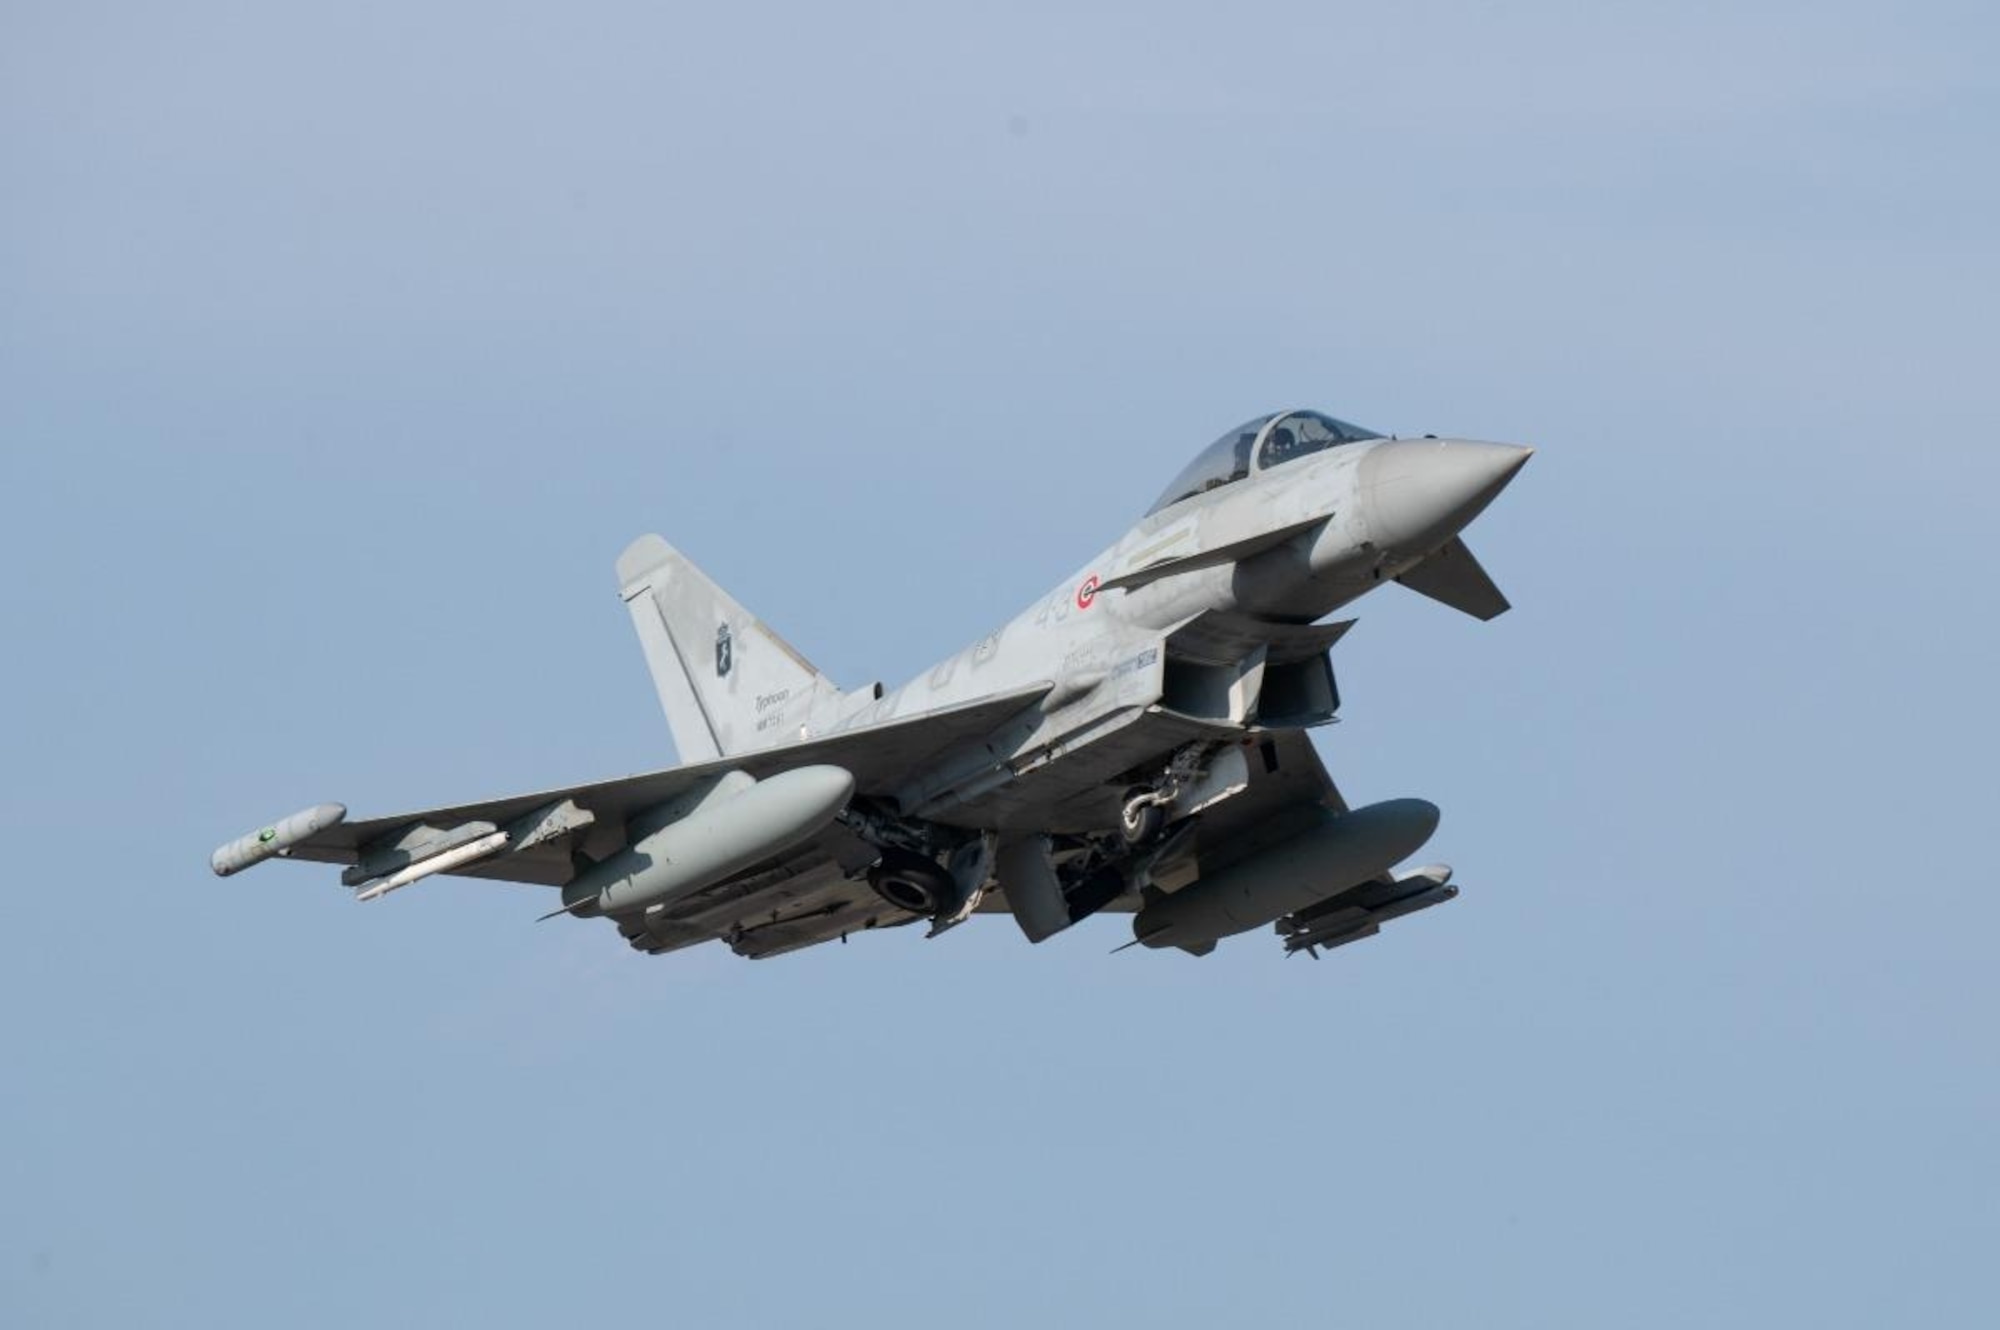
[11,6,1994,1322]
[215,416,1532,960]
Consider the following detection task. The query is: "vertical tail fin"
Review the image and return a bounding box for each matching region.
[616,535,841,760]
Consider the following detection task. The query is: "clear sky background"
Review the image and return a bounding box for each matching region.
[4,2,1996,1325]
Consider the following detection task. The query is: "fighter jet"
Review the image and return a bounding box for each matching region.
[212,410,1532,961]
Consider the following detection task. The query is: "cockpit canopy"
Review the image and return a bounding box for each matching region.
[1147,409,1382,515]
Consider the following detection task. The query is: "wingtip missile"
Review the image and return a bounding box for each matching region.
[210,803,347,877]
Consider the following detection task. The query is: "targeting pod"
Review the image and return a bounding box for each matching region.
[210,803,347,877]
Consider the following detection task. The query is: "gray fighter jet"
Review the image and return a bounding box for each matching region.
[212,410,1532,961]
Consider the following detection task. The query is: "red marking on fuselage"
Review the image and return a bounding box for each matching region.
[1076,575,1100,610]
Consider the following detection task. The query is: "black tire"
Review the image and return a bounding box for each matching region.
[867,847,954,915]
[1120,789,1166,846]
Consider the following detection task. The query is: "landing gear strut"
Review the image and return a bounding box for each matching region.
[1119,742,1236,847]
[1120,786,1169,846]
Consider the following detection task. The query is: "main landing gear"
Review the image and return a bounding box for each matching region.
[1119,741,1230,847]
[1120,786,1169,846]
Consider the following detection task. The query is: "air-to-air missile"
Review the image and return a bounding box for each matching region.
[353,830,513,902]
[1276,865,1459,957]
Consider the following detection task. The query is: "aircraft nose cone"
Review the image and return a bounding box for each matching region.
[1360,439,1534,553]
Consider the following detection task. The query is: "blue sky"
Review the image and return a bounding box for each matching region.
[4,2,1996,1325]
